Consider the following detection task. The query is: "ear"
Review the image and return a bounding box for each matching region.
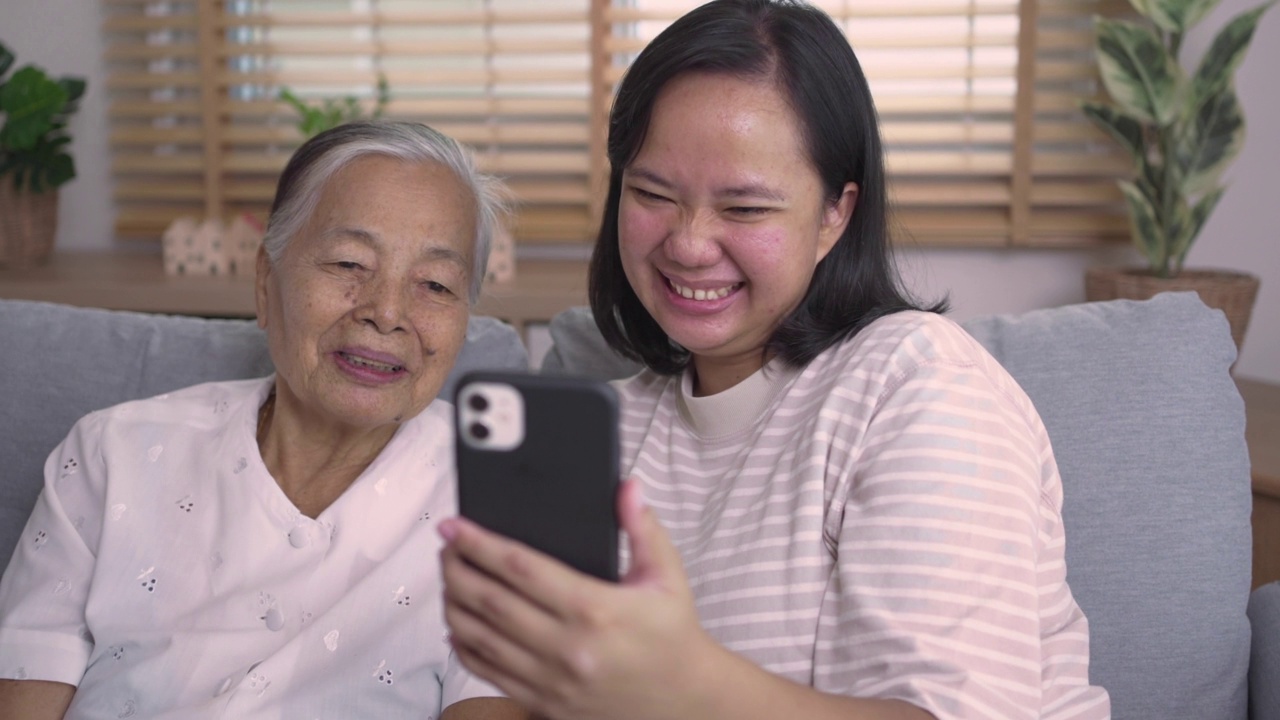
[816,182,857,264]
[254,244,272,330]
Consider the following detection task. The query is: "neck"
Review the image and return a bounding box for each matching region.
[257,387,399,518]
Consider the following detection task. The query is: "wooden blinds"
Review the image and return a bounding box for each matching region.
[105,0,595,242]
[103,0,1129,247]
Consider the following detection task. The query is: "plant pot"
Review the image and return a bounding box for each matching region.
[0,183,59,268]
[1085,266,1260,354]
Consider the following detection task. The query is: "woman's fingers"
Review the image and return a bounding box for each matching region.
[437,481,715,720]
[443,577,546,703]
[440,541,562,670]
[440,515,606,622]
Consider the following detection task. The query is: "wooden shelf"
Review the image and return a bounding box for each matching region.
[0,251,589,336]
[1241,378,1280,589]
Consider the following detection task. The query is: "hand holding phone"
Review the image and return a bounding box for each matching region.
[454,372,620,581]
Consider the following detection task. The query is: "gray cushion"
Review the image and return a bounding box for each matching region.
[1251,582,1280,720]
[540,306,640,380]
[541,292,1253,720]
[0,299,528,566]
[961,292,1251,720]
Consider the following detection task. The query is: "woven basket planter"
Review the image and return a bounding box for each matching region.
[0,182,59,268]
[1085,266,1260,354]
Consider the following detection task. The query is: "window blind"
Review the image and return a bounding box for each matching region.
[103,0,1130,247]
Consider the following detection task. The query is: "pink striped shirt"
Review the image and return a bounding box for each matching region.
[614,311,1110,719]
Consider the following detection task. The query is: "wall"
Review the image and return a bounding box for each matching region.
[0,0,113,257]
[1181,0,1280,383]
[2,0,1275,382]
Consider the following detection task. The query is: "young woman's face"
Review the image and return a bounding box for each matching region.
[618,72,855,381]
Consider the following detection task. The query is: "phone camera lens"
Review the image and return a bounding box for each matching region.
[468,422,491,440]
[467,393,489,412]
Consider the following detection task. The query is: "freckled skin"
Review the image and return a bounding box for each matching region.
[255,155,477,437]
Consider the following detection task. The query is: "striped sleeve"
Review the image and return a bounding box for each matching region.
[813,355,1107,720]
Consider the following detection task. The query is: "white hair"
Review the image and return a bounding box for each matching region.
[262,121,508,304]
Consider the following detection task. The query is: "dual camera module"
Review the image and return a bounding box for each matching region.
[457,381,525,451]
[466,392,490,440]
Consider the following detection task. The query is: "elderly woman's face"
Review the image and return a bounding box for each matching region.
[256,154,476,431]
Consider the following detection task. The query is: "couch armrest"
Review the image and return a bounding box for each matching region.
[1251,581,1280,720]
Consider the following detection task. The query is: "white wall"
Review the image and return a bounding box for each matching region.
[0,0,113,256]
[1182,0,1280,383]
[2,0,1276,382]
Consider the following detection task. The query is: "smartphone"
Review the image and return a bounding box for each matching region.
[454,371,620,582]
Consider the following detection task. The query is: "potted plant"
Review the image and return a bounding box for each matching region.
[280,74,390,139]
[0,41,86,268]
[1082,0,1274,353]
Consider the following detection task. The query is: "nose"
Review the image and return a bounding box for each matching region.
[664,210,722,268]
[353,274,408,334]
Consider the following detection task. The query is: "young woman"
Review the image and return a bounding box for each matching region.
[439,2,1111,719]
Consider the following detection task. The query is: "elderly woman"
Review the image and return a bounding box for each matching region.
[438,2,1111,719]
[0,122,527,719]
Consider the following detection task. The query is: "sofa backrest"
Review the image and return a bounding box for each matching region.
[541,292,1254,720]
[0,299,528,567]
[961,293,1251,720]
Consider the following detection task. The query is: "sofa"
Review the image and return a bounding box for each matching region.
[0,293,1277,719]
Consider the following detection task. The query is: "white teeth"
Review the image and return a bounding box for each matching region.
[670,280,735,301]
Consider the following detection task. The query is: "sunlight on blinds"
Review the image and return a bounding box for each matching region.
[607,0,1127,246]
[102,0,1130,247]
[223,0,594,242]
[104,0,206,237]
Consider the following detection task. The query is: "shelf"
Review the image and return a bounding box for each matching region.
[0,251,589,335]
[1239,378,1280,589]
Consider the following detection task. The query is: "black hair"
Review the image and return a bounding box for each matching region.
[588,0,946,374]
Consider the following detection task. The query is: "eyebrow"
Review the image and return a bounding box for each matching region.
[625,166,788,203]
[322,226,470,269]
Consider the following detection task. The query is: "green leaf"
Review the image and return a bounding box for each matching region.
[1082,101,1147,162]
[280,80,392,138]
[1165,193,1194,264]
[1128,0,1223,32]
[1173,185,1225,267]
[1095,17,1182,124]
[0,42,13,79]
[374,73,390,118]
[58,77,87,106]
[0,65,69,150]
[1190,0,1275,106]
[1179,87,1245,195]
[42,152,75,188]
[1118,179,1167,269]
[279,87,308,115]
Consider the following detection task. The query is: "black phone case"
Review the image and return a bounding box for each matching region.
[454,371,620,581]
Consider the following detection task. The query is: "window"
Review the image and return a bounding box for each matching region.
[102,0,1128,247]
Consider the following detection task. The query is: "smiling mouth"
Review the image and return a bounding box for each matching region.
[339,352,405,373]
[667,278,742,301]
